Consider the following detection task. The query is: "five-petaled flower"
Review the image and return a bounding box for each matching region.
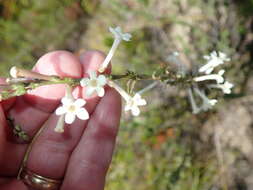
[125,93,147,116]
[55,97,89,125]
[80,71,107,97]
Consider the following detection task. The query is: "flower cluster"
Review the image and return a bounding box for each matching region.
[2,26,235,133]
[53,26,147,132]
[188,51,233,114]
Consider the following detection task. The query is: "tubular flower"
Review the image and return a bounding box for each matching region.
[194,70,225,84]
[99,26,132,73]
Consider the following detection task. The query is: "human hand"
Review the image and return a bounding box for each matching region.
[0,50,121,190]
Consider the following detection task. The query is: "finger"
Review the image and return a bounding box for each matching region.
[0,104,26,176]
[8,50,83,137]
[25,51,109,180]
[61,88,121,190]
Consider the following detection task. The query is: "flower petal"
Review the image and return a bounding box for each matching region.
[131,106,140,116]
[138,99,147,106]
[80,78,90,87]
[218,69,225,76]
[122,33,132,41]
[211,51,217,57]
[98,75,107,86]
[133,93,141,100]
[65,113,76,124]
[96,87,105,97]
[209,99,217,106]
[124,104,131,111]
[109,27,117,36]
[55,106,66,115]
[76,108,89,120]
[74,99,86,107]
[224,89,231,94]
[62,97,72,106]
[115,26,122,33]
[203,55,210,60]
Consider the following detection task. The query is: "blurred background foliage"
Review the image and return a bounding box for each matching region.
[1,0,253,189]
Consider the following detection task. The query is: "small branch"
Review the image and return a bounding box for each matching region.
[0,77,79,101]
[108,72,152,80]
[1,68,195,101]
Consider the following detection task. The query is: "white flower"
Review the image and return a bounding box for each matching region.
[193,87,217,111]
[199,51,230,74]
[55,97,89,125]
[109,26,132,41]
[99,26,132,73]
[80,71,107,97]
[208,81,234,94]
[108,81,147,116]
[194,69,225,84]
[125,93,147,116]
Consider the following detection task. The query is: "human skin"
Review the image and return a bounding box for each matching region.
[0,50,122,190]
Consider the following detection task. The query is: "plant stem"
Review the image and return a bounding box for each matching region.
[1,70,194,101]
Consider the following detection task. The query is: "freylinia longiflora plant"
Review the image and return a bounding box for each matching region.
[0,26,233,133]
